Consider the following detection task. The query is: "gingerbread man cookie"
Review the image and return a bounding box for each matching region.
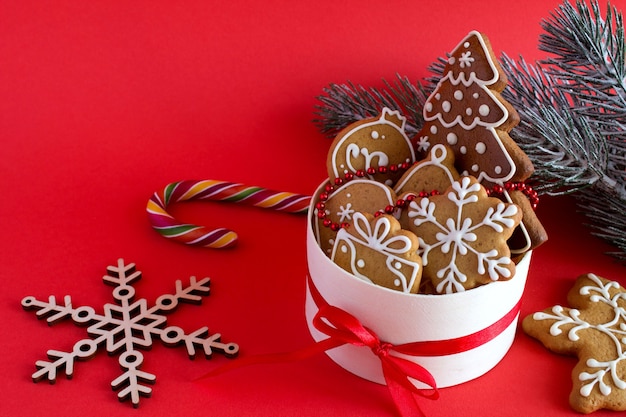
[523,273,626,414]
[331,212,422,294]
[405,176,522,294]
[414,30,533,185]
[327,107,415,186]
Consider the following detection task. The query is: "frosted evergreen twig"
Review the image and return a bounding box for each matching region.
[312,0,626,261]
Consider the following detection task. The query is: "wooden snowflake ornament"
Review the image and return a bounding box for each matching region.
[21,259,239,408]
[523,273,626,414]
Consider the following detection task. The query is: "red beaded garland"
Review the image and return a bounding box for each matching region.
[314,165,539,230]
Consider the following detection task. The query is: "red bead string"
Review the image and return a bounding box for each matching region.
[315,166,539,231]
[486,182,540,210]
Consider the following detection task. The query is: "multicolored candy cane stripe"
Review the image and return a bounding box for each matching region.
[146,180,311,249]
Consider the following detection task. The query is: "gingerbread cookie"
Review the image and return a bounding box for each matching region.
[394,144,460,195]
[327,107,415,186]
[314,179,397,256]
[523,273,626,413]
[405,176,522,294]
[414,31,533,186]
[507,188,548,252]
[331,212,422,294]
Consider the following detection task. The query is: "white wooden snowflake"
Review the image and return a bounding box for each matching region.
[406,176,521,293]
[21,258,239,408]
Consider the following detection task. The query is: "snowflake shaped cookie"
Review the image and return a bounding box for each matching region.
[523,273,626,413]
[405,176,522,294]
[21,259,239,408]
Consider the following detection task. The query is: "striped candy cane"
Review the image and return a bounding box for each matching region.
[147,180,311,249]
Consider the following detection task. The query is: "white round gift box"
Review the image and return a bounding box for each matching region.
[305,181,531,388]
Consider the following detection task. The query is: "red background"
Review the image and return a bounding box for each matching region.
[2,1,626,416]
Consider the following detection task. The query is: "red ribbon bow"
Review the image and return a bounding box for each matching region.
[202,275,522,417]
[308,277,439,417]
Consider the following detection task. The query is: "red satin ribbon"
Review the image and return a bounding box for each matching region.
[201,275,522,417]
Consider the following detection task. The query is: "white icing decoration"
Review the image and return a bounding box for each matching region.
[448,57,455,65]
[460,146,467,154]
[494,166,502,174]
[465,108,472,116]
[371,131,379,139]
[475,142,486,154]
[351,212,412,254]
[454,90,463,100]
[430,125,437,134]
[479,104,490,116]
[459,51,474,68]
[327,239,335,255]
[448,30,500,86]
[471,164,478,172]
[425,103,432,112]
[330,107,415,180]
[345,143,389,175]
[394,144,456,193]
[330,212,421,293]
[531,274,626,398]
[463,41,470,48]
[446,132,457,145]
[442,101,451,112]
[407,176,518,294]
[337,203,355,222]
[416,135,431,152]
[330,179,396,207]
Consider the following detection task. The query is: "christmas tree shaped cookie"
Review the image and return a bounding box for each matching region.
[523,273,626,414]
[415,30,533,185]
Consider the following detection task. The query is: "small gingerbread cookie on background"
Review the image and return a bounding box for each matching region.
[331,212,422,294]
[523,273,626,414]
